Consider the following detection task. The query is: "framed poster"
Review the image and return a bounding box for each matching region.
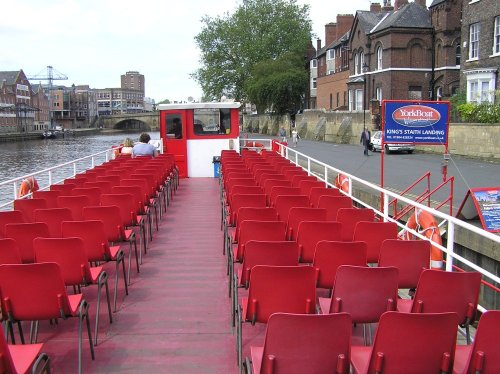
[456,187,500,233]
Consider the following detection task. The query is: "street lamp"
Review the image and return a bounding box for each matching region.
[362,62,369,130]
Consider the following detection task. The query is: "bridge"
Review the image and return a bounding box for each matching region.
[98,112,159,131]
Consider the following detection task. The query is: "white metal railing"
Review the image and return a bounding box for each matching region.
[240,138,500,313]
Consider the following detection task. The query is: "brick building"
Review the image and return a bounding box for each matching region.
[460,0,500,103]
[51,85,98,129]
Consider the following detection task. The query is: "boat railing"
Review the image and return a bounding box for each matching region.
[0,148,114,210]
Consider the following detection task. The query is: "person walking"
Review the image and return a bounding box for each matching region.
[360,128,371,156]
[279,126,287,142]
[291,129,299,147]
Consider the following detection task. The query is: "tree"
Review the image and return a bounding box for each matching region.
[193,0,312,103]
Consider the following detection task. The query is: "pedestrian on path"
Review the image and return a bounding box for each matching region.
[360,128,371,156]
[279,126,287,142]
[292,129,299,147]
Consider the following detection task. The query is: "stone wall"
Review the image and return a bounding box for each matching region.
[243,111,500,160]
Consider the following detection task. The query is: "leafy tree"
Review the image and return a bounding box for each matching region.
[193,0,312,104]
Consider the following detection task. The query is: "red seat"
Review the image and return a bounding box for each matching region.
[397,269,482,343]
[0,263,95,373]
[290,174,317,187]
[57,195,91,220]
[313,241,368,290]
[353,221,398,263]
[13,198,48,222]
[453,310,500,374]
[336,208,375,241]
[0,210,24,238]
[246,313,352,374]
[317,195,352,221]
[33,207,74,237]
[351,311,459,374]
[71,187,102,206]
[309,187,342,208]
[274,195,310,221]
[32,190,61,208]
[296,221,342,263]
[0,238,22,264]
[0,323,50,374]
[262,179,291,205]
[236,265,317,368]
[286,207,328,240]
[298,180,325,197]
[50,183,75,195]
[227,193,267,227]
[269,186,302,207]
[4,222,50,263]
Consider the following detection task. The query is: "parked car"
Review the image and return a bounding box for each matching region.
[369,131,415,154]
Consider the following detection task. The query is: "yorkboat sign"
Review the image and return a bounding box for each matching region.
[382,100,450,146]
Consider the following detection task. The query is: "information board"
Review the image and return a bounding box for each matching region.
[383,100,450,145]
[456,187,500,233]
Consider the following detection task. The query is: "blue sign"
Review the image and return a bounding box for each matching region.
[383,101,450,145]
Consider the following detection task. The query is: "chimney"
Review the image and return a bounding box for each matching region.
[316,38,322,52]
[370,2,382,12]
[414,0,426,7]
[382,0,394,10]
[394,0,408,10]
[336,14,355,39]
[325,23,337,46]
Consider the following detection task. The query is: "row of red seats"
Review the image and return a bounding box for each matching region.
[0,153,178,373]
[218,149,496,374]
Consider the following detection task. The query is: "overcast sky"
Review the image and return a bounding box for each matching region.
[2,0,433,103]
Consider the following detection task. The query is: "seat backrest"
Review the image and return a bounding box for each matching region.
[0,238,22,264]
[61,220,109,262]
[336,208,375,241]
[263,179,291,204]
[309,187,342,208]
[317,196,352,221]
[313,241,367,289]
[462,310,500,374]
[33,207,74,237]
[230,194,267,225]
[235,220,287,261]
[411,269,482,325]
[50,183,75,196]
[112,185,144,214]
[13,198,48,222]
[296,221,342,263]
[34,237,92,286]
[274,195,310,222]
[353,221,398,263]
[225,178,256,197]
[234,207,279,241]
[71,187,102,206]
[286,207,328,240]
[362,311,459,374]
[290,175,317,187]
[82,181,113,194]
[101,193,136,226]
[32,190,61,208]
[0,211,24,238]
[298,180,325,197]
[378,239,430,289]
[4,222,50,263]
[239,240,299,287]
[56,195,91,220]
[82,205,124,242]
[329,265,399,323]
[258,173,287,188]
[258,313,352,374]
[245,265,316,323]
[0,262,73,320]
[97,174,121,186]
[227,186,263,208]
[283,170,308,183]
[269,187,302,207]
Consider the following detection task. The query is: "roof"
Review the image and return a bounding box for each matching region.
[372,2,432,33]
[357,11,389,34]
[157,102,241,110]
[429,0,446,7]
[0,71,21,86]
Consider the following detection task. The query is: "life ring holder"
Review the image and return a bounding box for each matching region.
[335,173,349,194]
[404,208,444,269]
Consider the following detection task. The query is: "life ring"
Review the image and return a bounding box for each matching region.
[18,177,39,198]
[335,173,349,193]
[404,208,444,269]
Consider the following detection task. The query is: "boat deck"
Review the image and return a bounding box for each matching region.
[33,177,238,373]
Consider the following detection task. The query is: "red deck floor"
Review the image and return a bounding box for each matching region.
[27,178,238,373]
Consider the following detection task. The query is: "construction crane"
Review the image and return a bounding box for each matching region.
[27,66,68,129]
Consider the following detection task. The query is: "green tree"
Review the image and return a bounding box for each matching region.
[193,0,312,104]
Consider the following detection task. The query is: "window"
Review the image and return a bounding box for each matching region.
[354,53,359,75]
[327,50,334,60]
[355,89,363,111]
[360,51,365,73]
[166,114,183,139]
[376,87,382,102]
[192,108,231,136]
[465,70,496,103]
[469,23,480,59]
[455,44,461,65]
[377,46,383,70]
[494,16,500,55]
[348,90,353,111]
[408,86,422,100]
[310,59,317,68]
[311,78,317,89]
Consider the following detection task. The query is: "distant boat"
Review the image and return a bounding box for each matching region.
[41,129,63,139]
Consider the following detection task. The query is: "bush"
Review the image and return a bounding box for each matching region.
[457,102,500,123]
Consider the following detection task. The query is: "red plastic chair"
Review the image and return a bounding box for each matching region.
[317,195,353,221]
[290,174,317,187]
[0,211,24,238]
[336,208,375,241]
[227,193,267,227]
[82,180,113,194]
[296,221,342,263]
[397,269,482,343]
[313,240,368,290]
[263,179,291,205]
[0,238,22,264]
[0,263,95,373]
[13,198,48,222]
[245,313,352,374]
[453,310,500,374]
[258,173,287,188]
[34,237,112,346]
[4,222,50,263]
[50,183,75,195]
[274,195,310,221]
[32,190,61,208]
[353,221,398,263]
[309,187,342,208]
[350,311,459,374]
[62,220,128,312]
[0,323,50,374]
[56,195,91,220]
[71,187,102,206]
[378,239,431,290]
[269,186,301,207]
[236,265,317,369]
[298,180,325,197]
[33,207,74,237]
[286,207,328,240]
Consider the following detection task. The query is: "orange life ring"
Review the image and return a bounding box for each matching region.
[18,177,39,198]
[335,173,349,193]
[404,209,444,269]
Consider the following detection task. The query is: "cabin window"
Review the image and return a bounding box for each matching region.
[192,108,231,135]
[166,114,183,139]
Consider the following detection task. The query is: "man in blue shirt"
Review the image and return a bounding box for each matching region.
[132,133,158,157]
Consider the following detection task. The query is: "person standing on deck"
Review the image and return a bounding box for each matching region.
[360,128,371,156]
[132,133,158,158]
[18,176,39,198]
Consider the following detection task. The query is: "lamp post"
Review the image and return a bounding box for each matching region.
[362,62,369,130]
